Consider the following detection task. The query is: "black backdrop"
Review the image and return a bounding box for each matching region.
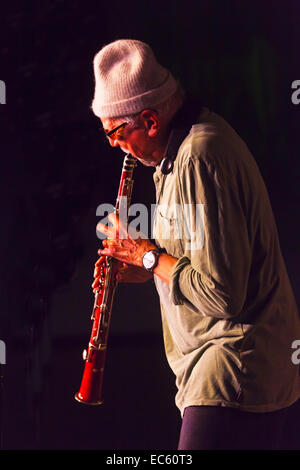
[0,0,299,450]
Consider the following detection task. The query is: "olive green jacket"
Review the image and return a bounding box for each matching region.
[153,107,300,416]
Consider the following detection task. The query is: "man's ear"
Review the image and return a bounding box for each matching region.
[140,109,159,137]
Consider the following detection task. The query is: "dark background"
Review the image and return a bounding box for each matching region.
[0,0,299,450]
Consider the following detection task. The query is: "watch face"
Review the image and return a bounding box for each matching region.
[143,251,156,270]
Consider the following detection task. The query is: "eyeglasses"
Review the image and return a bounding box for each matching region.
[103,122,128,139]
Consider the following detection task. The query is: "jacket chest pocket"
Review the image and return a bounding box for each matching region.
[153,204,184,258]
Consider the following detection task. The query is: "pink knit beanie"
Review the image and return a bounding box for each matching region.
[91,39,177,118]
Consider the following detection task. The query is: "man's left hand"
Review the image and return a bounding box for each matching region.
[97,212,157,267]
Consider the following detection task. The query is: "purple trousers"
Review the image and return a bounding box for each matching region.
[178,401,300,450]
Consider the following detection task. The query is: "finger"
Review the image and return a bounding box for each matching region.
[108,212,117,224]
[107,213,121,238]
[103,238,116,248]
[95,255,106,267]
[100,239,114,254]
[108,212,124,230]
[98,248,113,257]
[107,212,122,229]
[108,212,129,239]
[94,266,100,278]
[96,222,112,237]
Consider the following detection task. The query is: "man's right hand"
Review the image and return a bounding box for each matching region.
[92,257,153,293]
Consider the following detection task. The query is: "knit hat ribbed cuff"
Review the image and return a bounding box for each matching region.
[92,71,177,118]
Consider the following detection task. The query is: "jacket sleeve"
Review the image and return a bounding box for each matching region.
[169,149,252,319]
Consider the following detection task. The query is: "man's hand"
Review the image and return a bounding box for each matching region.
[96,212,157,267]
[92,258,153,292]
[95,212,177,285]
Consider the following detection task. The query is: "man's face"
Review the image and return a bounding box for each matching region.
[101,112,165,167]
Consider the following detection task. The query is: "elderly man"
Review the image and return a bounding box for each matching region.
[92,39,300,450]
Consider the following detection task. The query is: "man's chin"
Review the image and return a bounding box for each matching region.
[138,159,156,167]
[136,154,157,167]
[120,148,156,167]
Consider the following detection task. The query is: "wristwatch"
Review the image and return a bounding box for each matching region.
[142,249,161,272]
